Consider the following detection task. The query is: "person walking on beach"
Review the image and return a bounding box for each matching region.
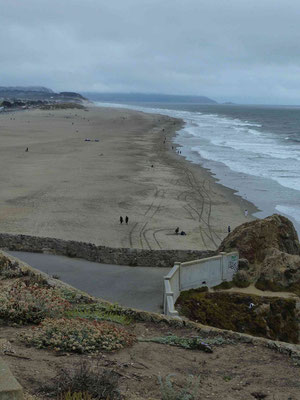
[244,209,248,217]
[175,227,179,235]
[120,216,123,224]
[125,216,129,224]
[228,225,231,233]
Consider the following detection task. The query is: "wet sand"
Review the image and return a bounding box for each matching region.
[0,105,256,250]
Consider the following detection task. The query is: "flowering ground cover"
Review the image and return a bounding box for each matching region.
[22,317,136,353]
[0,281,71,324]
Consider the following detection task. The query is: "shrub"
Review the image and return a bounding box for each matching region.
[233,270,250,288]
[255,275,283,292]
[0,282,70,324]
[23,317,136,353]
[158,375,200,400]
[59,288,93,304]
[22,272,50,288]
[41,361,121,399]
[0,255,26,279]
[212,281,234,291]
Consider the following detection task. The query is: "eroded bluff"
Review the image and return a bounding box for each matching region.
[218,214,300,293]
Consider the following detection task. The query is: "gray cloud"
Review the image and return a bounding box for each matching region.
[1,0,300,103]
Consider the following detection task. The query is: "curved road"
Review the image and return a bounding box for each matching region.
[8,251,169,313]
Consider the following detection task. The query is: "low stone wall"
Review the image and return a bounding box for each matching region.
[0,233,216,268]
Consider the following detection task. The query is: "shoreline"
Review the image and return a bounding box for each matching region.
[164,119,259,220]
[0,105,257,250]
[93,102,259,222]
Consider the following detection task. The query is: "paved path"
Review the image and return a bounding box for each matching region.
[8,251,169,313]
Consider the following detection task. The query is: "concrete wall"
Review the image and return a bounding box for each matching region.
[0,357,23,399]
[164,251,239,317]
[180,255,223,290]
[0,233,216,268]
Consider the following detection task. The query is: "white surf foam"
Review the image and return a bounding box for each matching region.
[95,101,300,234]
[276,205,300,224]
[95,101,300,191]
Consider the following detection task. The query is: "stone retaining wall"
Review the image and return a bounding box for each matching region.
[0,233,216,267]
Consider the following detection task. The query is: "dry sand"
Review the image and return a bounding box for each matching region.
[0,105,256,250]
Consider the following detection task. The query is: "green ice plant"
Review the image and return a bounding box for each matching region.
[158,375,200,400]
[65,304,133,325]
[139,335,213,352]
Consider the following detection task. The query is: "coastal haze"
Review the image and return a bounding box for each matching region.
[2,0,300,105]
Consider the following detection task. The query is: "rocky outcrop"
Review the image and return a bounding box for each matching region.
[219,214,300,264]
[218,214,300,293]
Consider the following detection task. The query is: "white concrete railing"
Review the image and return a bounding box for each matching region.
[163,251,239,318]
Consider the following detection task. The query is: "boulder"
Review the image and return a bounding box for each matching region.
[219,214,300,264]
[218,214,300,293]
[256,250,300,292]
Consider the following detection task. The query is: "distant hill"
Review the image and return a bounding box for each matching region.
[0,86,53,93]
[0,86,86,102]
[84,92,217,104]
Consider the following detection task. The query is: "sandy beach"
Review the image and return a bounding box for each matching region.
[0,105,256,251]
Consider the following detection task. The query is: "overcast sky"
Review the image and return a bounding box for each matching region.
[1,0,300,104]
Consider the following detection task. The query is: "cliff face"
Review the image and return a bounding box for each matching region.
[218,214,300,293]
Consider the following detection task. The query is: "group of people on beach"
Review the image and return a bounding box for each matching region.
[175,227,186,236]
[120,216,129,224]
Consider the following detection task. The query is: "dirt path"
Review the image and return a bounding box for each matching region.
[211,284,298,299]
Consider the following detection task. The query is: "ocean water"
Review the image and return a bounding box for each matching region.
[95,102,300,235]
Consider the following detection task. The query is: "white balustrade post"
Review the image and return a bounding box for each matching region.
[220,252,226,281]
[174,262,181,290]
